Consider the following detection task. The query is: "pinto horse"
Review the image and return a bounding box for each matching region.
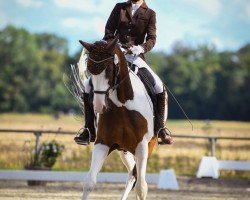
[79,38,167,200]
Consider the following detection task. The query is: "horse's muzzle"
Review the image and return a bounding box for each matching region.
[94,105,107,114]
[93,94,107,114]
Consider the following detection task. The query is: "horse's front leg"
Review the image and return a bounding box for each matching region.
[135,140,148,200]
[82,144,109,200]
[119,151,136,200]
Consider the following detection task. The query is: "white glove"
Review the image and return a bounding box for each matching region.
[129,45,145,56]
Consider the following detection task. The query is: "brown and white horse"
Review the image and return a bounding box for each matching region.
[79,38,165,200]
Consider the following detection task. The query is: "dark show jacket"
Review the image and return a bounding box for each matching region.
[104,0,156,55]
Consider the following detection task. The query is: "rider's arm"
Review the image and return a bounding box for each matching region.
[103,4,120,40]
[140,10,156,53]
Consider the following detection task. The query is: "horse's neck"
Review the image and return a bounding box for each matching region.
[114,46,134,104]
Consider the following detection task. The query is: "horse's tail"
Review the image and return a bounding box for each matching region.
[63,64,85,115]
[63,48,89,116]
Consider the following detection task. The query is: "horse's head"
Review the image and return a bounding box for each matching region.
[79,38,118,114]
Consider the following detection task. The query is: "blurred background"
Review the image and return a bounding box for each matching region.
[0,0,249,181]
[0,0,249,120]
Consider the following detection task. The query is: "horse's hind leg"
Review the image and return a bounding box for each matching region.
[119,151,136,200]
[148,136,157,157]
[135,141,148,200]
[82,144,109,200]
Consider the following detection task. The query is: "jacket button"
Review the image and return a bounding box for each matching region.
[128,29,131,32]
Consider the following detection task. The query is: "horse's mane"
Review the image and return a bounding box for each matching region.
[113,45,134,104]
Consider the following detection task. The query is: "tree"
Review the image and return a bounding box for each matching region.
[0,26,41,111]
[0,25,249,120]
[0,26,77,113]
[158,43,220,119]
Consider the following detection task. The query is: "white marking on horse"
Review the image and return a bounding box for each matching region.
[92,70,109,113]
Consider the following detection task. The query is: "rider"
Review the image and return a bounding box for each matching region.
[74,0,173,145]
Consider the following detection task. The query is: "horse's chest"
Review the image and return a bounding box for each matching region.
[95,105,148,154]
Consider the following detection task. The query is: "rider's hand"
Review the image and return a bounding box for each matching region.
[129,45,144,56]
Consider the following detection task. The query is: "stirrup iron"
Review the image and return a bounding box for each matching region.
[74,127,91,145]
[156,126,172,145]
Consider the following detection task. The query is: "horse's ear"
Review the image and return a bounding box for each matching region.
[106,36,119,53]
[79,40,92,52]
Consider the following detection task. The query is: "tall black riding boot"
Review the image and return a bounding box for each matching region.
[74,93,96,145]
[155,92,174,145]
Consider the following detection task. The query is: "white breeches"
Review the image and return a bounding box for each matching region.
[84,55,164,94]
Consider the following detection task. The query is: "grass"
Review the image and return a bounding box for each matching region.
[0,113,249,178]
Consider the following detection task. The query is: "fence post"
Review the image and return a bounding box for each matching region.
[34,132,42,163]
[209,137,216,157]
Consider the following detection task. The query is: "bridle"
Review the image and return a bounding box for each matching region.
[87,54,131,96]
[88,56,114,64]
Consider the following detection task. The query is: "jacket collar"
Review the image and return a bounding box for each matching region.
[125,1,148,20]
[126,1,148,9]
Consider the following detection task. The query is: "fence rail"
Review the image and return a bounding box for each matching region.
[0,129,250,156]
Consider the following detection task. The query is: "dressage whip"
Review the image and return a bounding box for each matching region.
[163,83,193,131]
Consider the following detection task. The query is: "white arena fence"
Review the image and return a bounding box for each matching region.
[197,156,250,179]
[0,170,155,183]
[0,169,179,190]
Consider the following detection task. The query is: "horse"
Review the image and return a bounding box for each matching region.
[79,37,167,200]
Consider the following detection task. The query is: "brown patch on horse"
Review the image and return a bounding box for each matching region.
[95,99,147,155]
[113,46,134,104]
